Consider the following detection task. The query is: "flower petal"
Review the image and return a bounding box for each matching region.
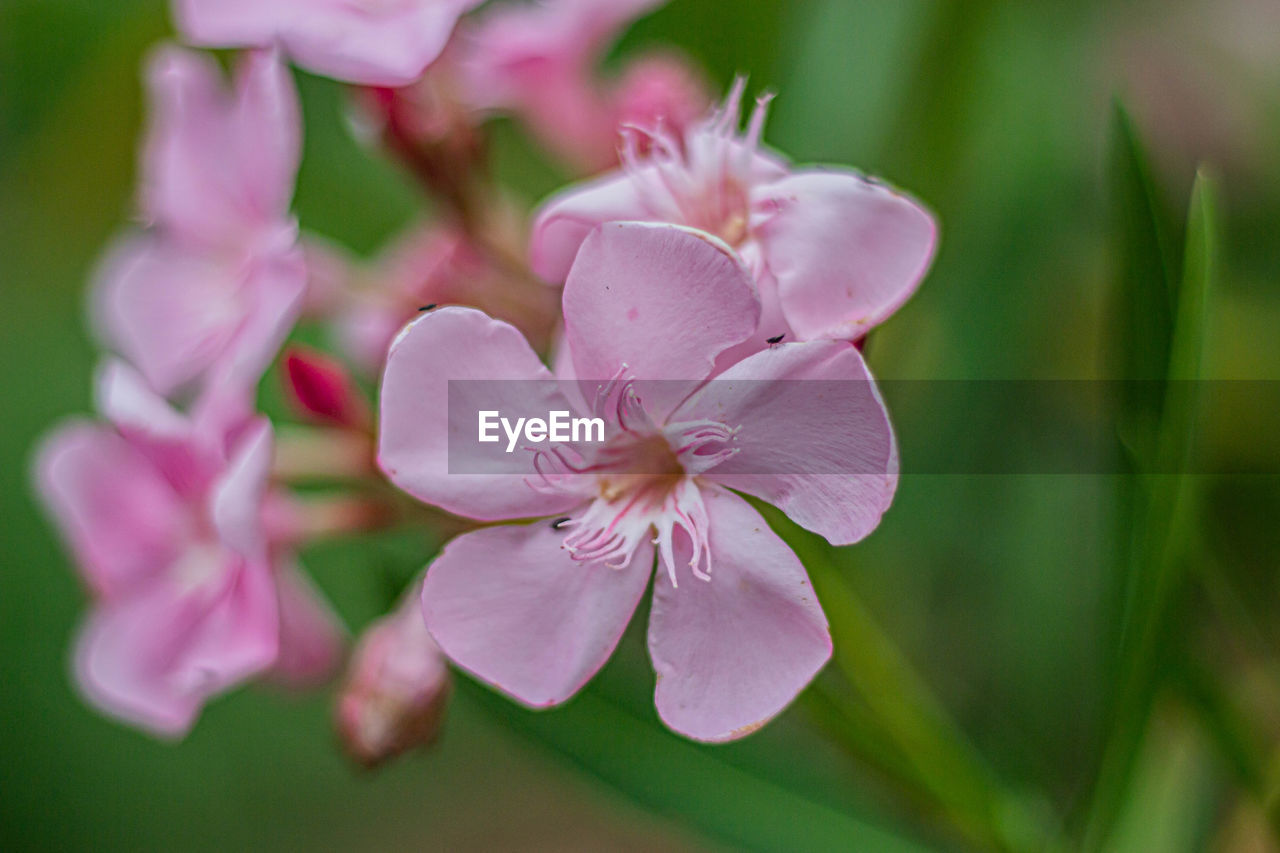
[230,48,301,225]
[755,169,937,340]
[91,234,242,397]
[175,0,483,86]
[679,340,898,545]
[268,560,346,689]
[140,46,249,244]
[563,222,760,415]
[74,554,278,737]
[422,521,652,707]
[529,172,650,282]
[210,418,273,556]
[33,422,186,600]
[378,307,581,521]
[647,487,830,742]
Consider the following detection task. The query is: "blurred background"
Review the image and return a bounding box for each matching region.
[2,0,1279,849]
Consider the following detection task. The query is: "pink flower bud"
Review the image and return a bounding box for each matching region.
[282,346,370,430]
[336,583,450,768]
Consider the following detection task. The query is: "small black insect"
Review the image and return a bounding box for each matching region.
[550,517,572,530]
[418,304,438,312]
[766,333,786,344]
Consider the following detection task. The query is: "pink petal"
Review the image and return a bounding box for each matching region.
[209,245,307,393]
[528,172,649,282]
[755,169,937,340]
[647,486,831,742]
[678,340,898,546]
[33,422,186,600]
[74,554,279,737]
[378,307,581,521]
[91,234,242,396]
[268,560,346,689]
[562,222,760,415]
[210,418,273,556]
[229,48,301,225]
[422,521,653,707]
[175,0,483,86]
[140,46,249,245]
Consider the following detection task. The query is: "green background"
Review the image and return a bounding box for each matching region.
[2,0,1278,849]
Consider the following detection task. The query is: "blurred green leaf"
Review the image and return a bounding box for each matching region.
[1086,163,1219,848]
[461,678,930,853]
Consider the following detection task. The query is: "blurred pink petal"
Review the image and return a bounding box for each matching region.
[459,0,678,170]
[422,523,652,708]
[337,580,448,766]
[270,561,346,689]
[141,46,298,247]
[33,423,186,600]
[648,487,830,742]
[173,0,483,86]
[74,550,279,738]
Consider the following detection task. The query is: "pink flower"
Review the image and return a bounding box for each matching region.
[459,0,706,172]
[531,81,938,348]
[379,222,898,742]
[336,579,451,767]
[172,0,484,86]
[33,363,342,736]
[93,46,305,398]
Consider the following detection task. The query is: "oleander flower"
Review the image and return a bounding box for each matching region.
[336,578,451,767]
[531,80,938,349]
[33,363,342,736]
[379,222,897,741]
[459,0,707,171]
[93,46,305,398]
[172,0,484,86]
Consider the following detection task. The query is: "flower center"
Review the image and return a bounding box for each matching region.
[527,377,739,586]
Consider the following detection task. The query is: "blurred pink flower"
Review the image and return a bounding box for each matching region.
[379,223,898,742]
[93,46,305,398]
[531,80,938,350]
[307,223,559,374]
[34,363,343,736]
[336,579,450,767]
[459,0,707,172]
[172,0,484,86]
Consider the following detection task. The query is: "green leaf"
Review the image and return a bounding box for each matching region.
[1085,165,1218,848]
[460,678,931,853]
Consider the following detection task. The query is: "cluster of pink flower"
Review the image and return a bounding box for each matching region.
[35,0,937,761]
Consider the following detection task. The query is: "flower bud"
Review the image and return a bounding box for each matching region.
[336,582,450,768]
[282,346,370,430]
